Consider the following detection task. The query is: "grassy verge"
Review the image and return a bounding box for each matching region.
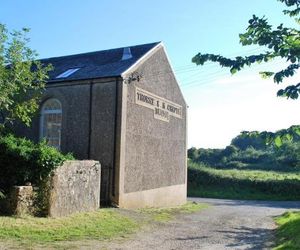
[0,202,208,248]
[140,202,210,222]
[274,211,300,249]
[0,209,138,245]
[188,162,300,200]
[188,183,298,200]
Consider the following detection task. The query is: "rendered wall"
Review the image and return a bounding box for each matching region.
[48,160,101,217]
[14,80,118,203]
[90,81,117,203]
[117,45,187,208]
[14,83,91,159]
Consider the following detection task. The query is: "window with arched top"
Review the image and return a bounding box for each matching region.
[40,99,62,150]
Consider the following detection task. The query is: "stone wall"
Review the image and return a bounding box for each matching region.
[0,160,101,217]
[0,186,34,216]
[10,186,34,216]
[48,160,101,217]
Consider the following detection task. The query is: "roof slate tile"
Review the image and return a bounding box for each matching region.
[40,42,160,83]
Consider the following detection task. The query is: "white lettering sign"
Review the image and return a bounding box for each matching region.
[135,87,182,122]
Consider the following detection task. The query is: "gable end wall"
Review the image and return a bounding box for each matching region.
[117,46,187,208]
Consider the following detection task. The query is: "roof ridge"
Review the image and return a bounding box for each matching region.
[39,41,161,62]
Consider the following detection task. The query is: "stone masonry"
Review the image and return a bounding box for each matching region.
[9,185,34,216]
[48,160,101,217]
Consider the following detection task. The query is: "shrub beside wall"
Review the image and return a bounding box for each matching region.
[0,134,74,190]
[0,134,74,214]
[1,161,101,217]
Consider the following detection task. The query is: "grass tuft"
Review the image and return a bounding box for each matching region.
[140,202,209,222]
[0,202,209,248]
[0,209,138,245]
[274,211,300,249]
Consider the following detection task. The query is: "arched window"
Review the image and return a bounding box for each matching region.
[40,99,62,150]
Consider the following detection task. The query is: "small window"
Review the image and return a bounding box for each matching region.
[40,99,62,150]
[56,68,80,78]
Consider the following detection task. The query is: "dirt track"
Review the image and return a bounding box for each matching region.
[1,198,299,250]
[101,198,300,250]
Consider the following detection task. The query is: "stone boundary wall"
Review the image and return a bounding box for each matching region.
[48,160,101,217]
[10,186,34,215]
[0,160,101,217]
[0,186,33,216]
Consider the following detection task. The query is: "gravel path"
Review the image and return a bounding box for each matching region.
[103,198,300,250]
[1,198,299,250]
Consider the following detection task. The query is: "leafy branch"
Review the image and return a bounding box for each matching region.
[0,24,53,131]
[192,0,300,99]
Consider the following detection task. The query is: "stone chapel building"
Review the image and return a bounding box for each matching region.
[16,42,187,208]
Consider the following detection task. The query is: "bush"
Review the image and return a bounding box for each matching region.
[231,131,267,150]
[223,160,247,169]
[187,147,199,161]
[197,148,223,166]
[275,142,300,168]
[0,134,74,193]
[229,146,270,164]
[188,162,300,199]
[0,190,4,199]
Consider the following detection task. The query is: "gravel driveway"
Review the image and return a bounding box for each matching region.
[1,198,299,250]
[104,198,300,250]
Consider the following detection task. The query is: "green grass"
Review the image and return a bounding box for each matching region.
[0,202,209,248]
[188,162,300,200]
[0,209,138,245]
[274,211,300,249]
[188,183,297,200]
[140,202,209,222]
[190,163,300,182]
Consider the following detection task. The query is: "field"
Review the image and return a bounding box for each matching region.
[188,162,300,200]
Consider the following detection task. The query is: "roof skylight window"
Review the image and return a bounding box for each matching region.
[56,68,80,78]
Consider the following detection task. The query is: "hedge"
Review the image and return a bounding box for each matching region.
[0,134,74,194]
[188,162,300,199]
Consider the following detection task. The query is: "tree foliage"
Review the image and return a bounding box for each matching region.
[188,125,300,169]
[0,133,74,212]
[0,24,52,131]
[232,125,300,148]
[192,0,300,99]
[0,134,74,190]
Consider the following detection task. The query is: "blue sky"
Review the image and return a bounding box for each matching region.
[1,0,299,148]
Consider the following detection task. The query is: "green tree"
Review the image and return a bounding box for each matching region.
[275,141,300,167]
[0,24,52,131]
[192,0,300,99]
[188,147,199,161]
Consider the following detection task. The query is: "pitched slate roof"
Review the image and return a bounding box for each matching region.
[41,42,160,83]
